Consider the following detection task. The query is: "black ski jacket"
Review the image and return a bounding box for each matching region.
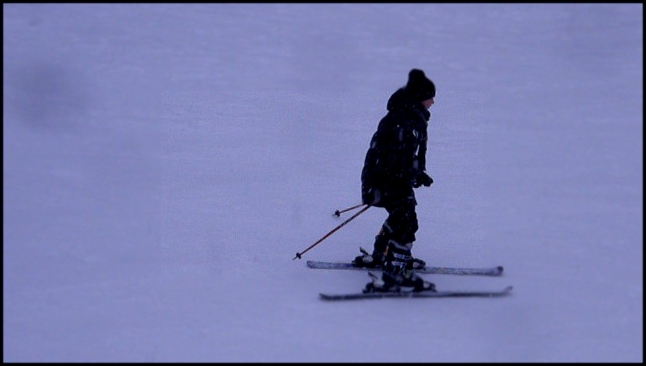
[361,87,430,207]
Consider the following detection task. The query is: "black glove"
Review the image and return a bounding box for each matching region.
[413,172,433,188]
[362,188,383,206]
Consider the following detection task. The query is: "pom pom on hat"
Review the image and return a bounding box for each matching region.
[406,69,436,102]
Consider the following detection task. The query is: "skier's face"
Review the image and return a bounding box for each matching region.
[422,97,434,109]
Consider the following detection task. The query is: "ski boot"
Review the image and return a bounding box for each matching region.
[352,247,386,269]
[409,257,427,270]
[363,269,435,293]
[352,230,390,268]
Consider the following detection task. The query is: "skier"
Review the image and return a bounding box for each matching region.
[353,69,436,292]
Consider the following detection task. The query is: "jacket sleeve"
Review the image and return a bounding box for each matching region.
[414,126,428,172]
[386,112,424,182]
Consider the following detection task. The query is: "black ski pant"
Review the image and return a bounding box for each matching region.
[373,186,418,258]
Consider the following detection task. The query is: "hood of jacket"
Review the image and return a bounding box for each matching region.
[386,88,430,120]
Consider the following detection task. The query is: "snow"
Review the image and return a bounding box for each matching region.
[3,3,643,362]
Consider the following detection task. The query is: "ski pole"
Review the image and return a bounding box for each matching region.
[334,203,366,217]
[293,204,371,260]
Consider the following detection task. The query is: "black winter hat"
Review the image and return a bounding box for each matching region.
[405,69,436,102]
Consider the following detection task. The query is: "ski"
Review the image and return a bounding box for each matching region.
[320,285,513,301]
[306,260,504,276]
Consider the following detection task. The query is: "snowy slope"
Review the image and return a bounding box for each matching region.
[3,4,643,362]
